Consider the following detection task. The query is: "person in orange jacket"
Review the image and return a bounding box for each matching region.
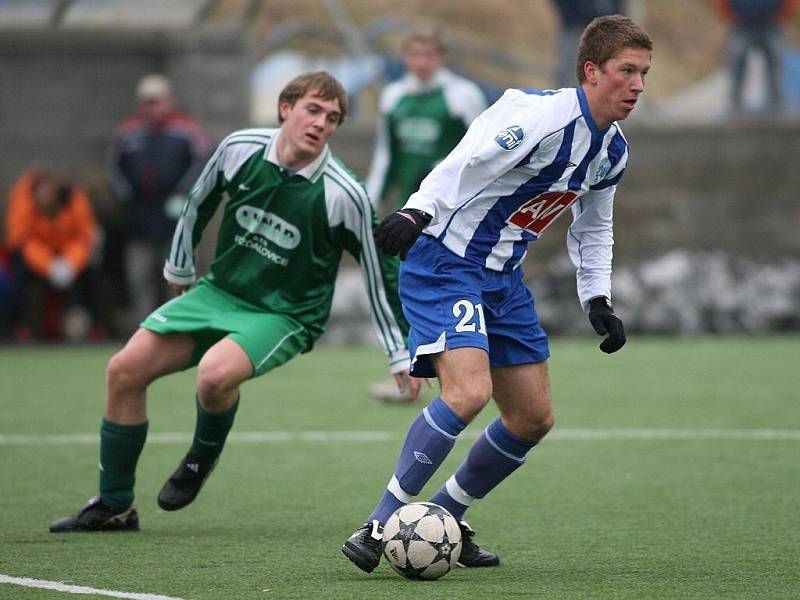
[4,168,104,341]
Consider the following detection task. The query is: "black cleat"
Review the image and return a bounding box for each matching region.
[457,520,500,567]
[342,520,384,573]
[49,496,139,533]
[157,453,217,511]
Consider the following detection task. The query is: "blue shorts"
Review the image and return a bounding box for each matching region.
[400,235,550,378]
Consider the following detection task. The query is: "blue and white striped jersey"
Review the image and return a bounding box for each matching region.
[404,86,629,310]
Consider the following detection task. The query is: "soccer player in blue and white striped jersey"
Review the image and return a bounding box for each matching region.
[343,15,652,572]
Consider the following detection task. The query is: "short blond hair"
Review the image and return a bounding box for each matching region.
[402,25,447,55]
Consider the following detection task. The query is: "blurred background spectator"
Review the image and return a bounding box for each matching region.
[550,0,624,88]
[364,24,486,402]
[365,25,487,216]
[107,74,209,330]
[4,168,105,342]
[713,0,799,114]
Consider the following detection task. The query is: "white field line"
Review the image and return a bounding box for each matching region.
[0,573,185,600]
[1,428,800,446]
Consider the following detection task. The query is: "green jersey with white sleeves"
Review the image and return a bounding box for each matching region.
[366,68,487,212]
[164,127,409,372]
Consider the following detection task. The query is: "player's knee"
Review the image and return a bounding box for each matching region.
[196,360,238,405]
[106,350,146,393]
[520,406,556,441]
[442,378,492,421]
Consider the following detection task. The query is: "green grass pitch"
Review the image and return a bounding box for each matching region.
[1,336,799,599]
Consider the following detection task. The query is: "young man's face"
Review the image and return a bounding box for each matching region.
[403,40,445,83]
[279,91,342,162]
[586,47,651,128]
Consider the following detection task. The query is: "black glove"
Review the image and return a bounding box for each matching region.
[374,209,432,259]
[588,296,626,354]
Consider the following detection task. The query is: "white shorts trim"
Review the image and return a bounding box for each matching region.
[410,331,446,371]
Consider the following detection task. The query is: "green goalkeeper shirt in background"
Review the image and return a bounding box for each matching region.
[164,127,410,372]
[365,68,487,213]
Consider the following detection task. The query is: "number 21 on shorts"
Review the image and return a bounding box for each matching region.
[453,300,486,335]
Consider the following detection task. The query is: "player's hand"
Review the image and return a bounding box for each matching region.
[374,209,432,260]
[168,282,192,296]
[588,296,626,354]
[49,257,76,289]
[393,370,423,403]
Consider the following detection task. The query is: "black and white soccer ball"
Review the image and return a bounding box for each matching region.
[382,502,462,580]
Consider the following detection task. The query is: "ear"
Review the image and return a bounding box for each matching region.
[583,61,599,85]
[278,100,291,122]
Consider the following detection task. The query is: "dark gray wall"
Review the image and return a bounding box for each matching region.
[0,28,254,211]
[615,121,800,261]
[2,29,797,263]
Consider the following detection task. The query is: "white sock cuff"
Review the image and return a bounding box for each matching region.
[388,475,414,503]
[445,475,476,506]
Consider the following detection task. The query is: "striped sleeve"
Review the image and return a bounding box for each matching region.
[324,161,410,374]
[163,130,269,285]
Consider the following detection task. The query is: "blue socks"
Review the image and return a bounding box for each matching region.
[430,417,537,521]
[368,397,466,524]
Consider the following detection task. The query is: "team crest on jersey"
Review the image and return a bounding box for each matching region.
[592,158,612,184]
[495,126,525,151]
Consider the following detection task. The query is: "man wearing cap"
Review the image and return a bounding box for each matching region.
[107,74,209,328]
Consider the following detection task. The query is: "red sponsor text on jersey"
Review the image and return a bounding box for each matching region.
[507,190,578,235]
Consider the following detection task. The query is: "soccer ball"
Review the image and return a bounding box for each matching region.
[382,502,462,580]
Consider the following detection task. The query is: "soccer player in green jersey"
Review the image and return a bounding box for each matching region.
[49,71,420,532]
[366,26,486,403]
[366,26,486,216]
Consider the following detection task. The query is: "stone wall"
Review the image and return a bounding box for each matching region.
[0,28,253,207]
[1,30,798,337]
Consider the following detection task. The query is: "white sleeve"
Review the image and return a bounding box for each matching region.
[324,174,410,374]
[403,90,545,223]
[567,185,615,312]
[365,113,391,207]
[445,79,487,125]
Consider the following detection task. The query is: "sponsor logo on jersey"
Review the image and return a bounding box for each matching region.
[495,126,525,151]
[234,235,289,266]
[507,190,579,236]
[235,205,300,250]
[592,157,611,184]
[397,117,441,153]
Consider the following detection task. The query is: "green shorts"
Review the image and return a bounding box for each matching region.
[142,279,312,377]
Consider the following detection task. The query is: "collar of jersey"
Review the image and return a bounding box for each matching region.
[576,86,610,138]
[264,128,330,183]
[403,68,451,94]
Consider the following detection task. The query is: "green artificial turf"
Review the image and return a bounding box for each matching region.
[1,336,798,599]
